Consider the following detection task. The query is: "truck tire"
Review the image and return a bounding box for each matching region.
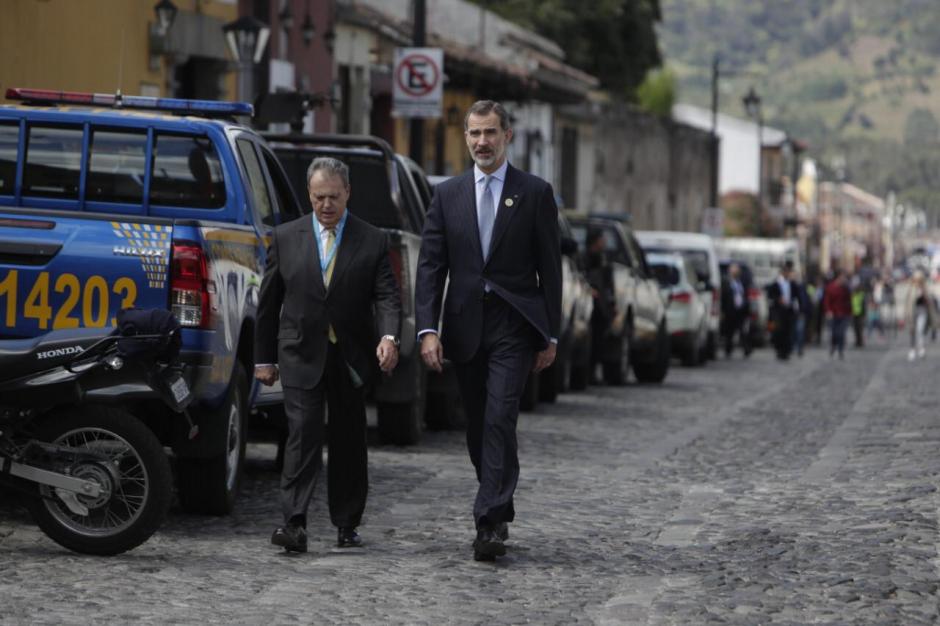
[177,364,248,515]
[633,322,671,384]
[377,364,425,445]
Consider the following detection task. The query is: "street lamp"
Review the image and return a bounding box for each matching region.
[279,2,295,31]
[223,16,271,104]
[742,86,763,236]
[154,0,178,36]
[301,8,315,48]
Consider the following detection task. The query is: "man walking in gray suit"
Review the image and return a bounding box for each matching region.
[416,100,562,561]
[255,157,401,553]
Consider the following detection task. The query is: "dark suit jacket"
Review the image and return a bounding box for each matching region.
[415,163,562,364]
[255,212,401,389]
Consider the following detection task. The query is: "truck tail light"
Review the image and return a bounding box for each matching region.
[670,291,692,304]
[170,243,211,328]
[387,244,412,315]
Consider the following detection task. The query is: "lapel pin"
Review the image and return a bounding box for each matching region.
[505,198,514,207]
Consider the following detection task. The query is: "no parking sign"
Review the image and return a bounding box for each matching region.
[392,47,443,118]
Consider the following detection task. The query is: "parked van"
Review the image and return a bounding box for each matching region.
[713,237,802,287]
[635,231,721,359]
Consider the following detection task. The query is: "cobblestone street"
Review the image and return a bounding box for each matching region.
[2,341,939,625]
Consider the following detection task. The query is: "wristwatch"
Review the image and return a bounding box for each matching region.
[381,334,400,347]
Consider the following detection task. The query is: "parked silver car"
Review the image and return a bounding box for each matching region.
[647,252,710,366]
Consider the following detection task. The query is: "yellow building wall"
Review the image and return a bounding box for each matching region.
[0,0,236,102]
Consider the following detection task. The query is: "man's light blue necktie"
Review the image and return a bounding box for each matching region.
[478,175,495,259]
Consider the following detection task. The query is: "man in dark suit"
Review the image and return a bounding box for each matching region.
[415,100,562,561]
[766,261,796,360]
[255,157,401,553]
[720,262,751,358]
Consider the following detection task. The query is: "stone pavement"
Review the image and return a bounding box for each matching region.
[1,341,938,624]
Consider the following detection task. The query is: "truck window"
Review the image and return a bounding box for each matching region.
[86,129,146,204]
[344,155,400,230]
[260,147,301,222]
[236,139,275,227]
[23,125,83,199]
[0,123,17,196]
[150,134,225,209]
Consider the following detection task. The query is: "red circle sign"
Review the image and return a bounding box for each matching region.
[396,53,440,97]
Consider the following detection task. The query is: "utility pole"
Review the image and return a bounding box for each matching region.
[709,55,720,208]
[410,0,426,167]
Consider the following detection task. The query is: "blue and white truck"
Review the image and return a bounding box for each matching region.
[0,88,309,514]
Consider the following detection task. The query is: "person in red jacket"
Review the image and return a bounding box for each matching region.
[824,269,852,359]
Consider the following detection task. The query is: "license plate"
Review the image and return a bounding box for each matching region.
[169,376,190,404]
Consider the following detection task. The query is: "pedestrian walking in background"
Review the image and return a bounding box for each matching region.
[905,270,936,361]
[810,275,826,345]
[720,262,751,358]
[791,271,811,357]
[255,157,402,554]
[766,261,796,360]
[415,100,562,562]
[850,275,866,348]
[867,277,887,342]
[586,228,615,382]
[824,269,852,359]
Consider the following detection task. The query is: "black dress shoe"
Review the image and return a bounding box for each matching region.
[271,525,307,553]
[473,527,506,561]
[494,522,509,541]
[337,527,363,548]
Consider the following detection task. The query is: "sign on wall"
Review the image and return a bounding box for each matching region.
[392,47,443,119]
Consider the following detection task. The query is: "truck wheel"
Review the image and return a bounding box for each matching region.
[519,371,539,411]
[633,323,671,384]
[377,365,425,445]
[177,364,248,515]
[603,324,632,386]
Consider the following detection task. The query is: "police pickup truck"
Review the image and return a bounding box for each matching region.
[0,88,308,514]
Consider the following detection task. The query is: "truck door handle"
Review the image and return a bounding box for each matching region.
[0,240,63,265]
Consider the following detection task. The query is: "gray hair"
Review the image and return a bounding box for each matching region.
[464,100,511,131]
[306,157,350,188]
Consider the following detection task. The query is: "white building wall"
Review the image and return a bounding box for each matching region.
[672,103,787,197]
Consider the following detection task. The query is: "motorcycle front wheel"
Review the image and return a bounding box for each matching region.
[25,405,172,556]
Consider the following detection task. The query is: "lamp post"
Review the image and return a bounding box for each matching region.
[154,0,178,36]
[223,16,271,105]
[301,1,316,48]
[742,86,763,236]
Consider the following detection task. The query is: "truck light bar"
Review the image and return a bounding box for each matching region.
[5,88,253,117]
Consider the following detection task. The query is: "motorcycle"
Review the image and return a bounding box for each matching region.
[0,309,192,555]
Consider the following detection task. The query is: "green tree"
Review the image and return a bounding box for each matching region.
[636,67,676,117]
[471,0,662,100]
[903,108,940,147]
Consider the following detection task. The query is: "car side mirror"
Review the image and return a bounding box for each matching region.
[561,237,578,257]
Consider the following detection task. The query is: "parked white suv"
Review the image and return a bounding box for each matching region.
[635,231,721,359]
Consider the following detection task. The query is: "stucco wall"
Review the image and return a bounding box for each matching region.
[589,104,714,232]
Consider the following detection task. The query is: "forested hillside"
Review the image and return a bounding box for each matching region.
[658,0,940,220]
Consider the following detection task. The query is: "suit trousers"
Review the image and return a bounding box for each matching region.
[454,294,536,530]
[280,342,368,529]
